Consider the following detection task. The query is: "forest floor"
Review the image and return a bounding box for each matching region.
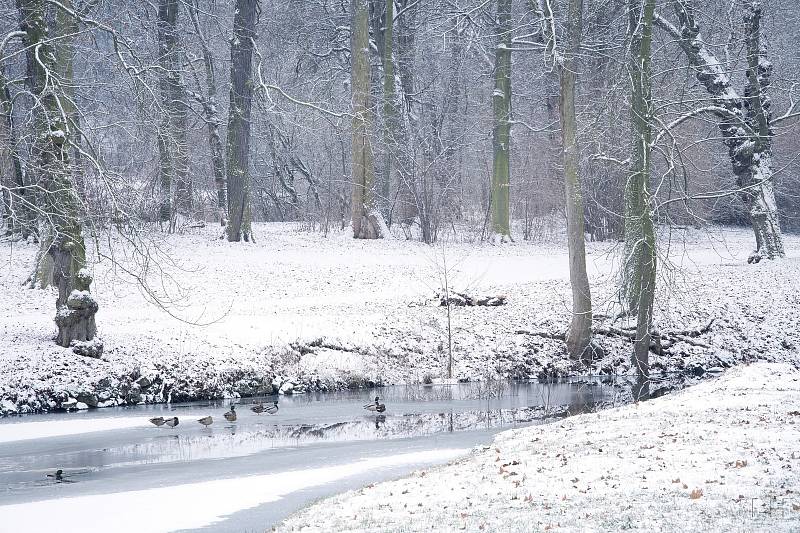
[276,362,800,532]
[1,222,799,414]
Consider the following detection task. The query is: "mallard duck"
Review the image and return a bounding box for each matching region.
[264,400,279,414]
[198,416,213,427]
[164,416,179,428]
[149,416,166,427]
[250,402,266,414]
[47,469,64,481]
[363,396,386,413]
[224,404,237,422]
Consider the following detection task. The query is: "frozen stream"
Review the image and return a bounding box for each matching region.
[0,379,627,532]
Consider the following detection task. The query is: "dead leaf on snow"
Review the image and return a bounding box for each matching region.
[672,478,681,483]
[690,488,704,499]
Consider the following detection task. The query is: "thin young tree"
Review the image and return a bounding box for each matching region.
[188,0,227,225]
[538,0,593,360]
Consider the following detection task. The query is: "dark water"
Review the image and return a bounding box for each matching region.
[0,378,631,532]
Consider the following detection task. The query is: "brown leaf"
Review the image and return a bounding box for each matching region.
[690,488,704,499]
[735,459,748,468]
[672,478,681,483]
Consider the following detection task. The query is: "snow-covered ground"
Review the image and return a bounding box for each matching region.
[277,362,800,532]
[1,222,799,414]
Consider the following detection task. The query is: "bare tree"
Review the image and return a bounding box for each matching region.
[226,0,259,242]
[351,0,384,239]
[490,0,512,241]
[655,0,784,263]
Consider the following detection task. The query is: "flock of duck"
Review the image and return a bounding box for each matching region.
[146,396,386,429]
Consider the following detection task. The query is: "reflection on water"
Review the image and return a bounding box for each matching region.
[0,377,632,497]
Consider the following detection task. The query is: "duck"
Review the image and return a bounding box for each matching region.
[198,416,213,427]
[224,405,237,422]
[149,416,166,427]
[164,416,179,428]
[363,396,386,413]
[47,469,64,481]
[250,402,266,414]
[264,400,279,415]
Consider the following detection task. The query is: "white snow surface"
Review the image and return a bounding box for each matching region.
[277,362,800,532]
[0,415,147,443]
[1,222,800,412]
[0,448,468,533]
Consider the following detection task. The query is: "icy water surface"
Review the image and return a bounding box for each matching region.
[0,379,629,532]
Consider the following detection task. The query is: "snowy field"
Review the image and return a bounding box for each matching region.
[1,222,799,414]
[277,362,800,532]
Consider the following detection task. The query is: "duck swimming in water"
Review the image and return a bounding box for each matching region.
[149,417,166,427]
[224,405,237,422]
[264,401,279,414]
[164,416,179,428]
[198,416,213,427]
[363,396,386,413]
[250,402,266,414]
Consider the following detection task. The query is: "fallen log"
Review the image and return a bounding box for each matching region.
[439,291,507,307]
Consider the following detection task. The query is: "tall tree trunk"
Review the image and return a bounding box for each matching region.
[19,0,99,348]
[558,0,593,360]
[351,0,383,239]
[742,3,782,264]
[655,1,784,263]
[490,0,512,240]
[627,0,657,395]
[155,0,177,226]
[0,65,26,237]
[188,0,227,225]
[440,18,465,222]
[226,0,259,242]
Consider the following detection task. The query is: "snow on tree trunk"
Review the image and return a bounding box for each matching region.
[742,4,784,263]
[558,0,593,361]
[19,0,100,349]
[490,0,512,241]
[351,0,382,239]
[188,3,227,225]
[226,0,259,242]
[155,0,191,231]
[656,1,784,263]
[627,0,657,391]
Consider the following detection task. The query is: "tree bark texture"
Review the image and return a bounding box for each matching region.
[19,0,98,347]
[351,0,382,239]
[559,0,593,360]
[627,0,657,386]
[490,0,512,239]
[226,0,259,242]
[656,1,784,263]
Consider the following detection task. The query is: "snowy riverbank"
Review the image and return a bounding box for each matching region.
[2,223,799,415]
[276,362,800,532]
